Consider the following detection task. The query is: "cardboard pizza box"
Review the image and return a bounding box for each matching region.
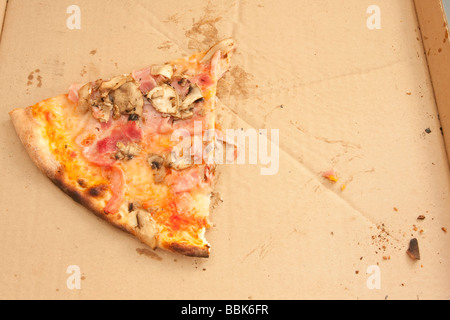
[0,0,449,300]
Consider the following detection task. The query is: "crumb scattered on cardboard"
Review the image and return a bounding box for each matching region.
[322,169,338,183]
[406,238,420,261]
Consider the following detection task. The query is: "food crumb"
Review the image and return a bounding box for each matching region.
[340,184,346,191]
[417,215,426,220]
[322,169,338,183]
[406,238,420,261]
[442,227,447,233]
[393,207,398,212]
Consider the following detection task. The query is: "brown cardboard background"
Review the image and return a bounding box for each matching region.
[0,0,6,35]
[0,0,449,300]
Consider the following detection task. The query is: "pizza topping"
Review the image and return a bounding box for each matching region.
[74,83,92,113]
[104,165,126,214]
[147,154,167,183]
[68,83,83,104]
[190,73,214,88]
[114,141,141,160]
[147,84,179,115]
[166,166,204,193]
[141,102,174,134]
[200,38,236,64]
[99,74,134,94]
[132,67,157,94]
[180,84,203,111]
[81,120,143,166]
[135,209,157,249]
[151,64,174,79]
[76,74,144,123]
[171,77,191,99]
[169,155,193,171]
[92,94,114,123]
[112,81,144,117]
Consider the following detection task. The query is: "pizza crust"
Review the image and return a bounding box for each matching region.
[9,107,130,237]
[9,107,61,181]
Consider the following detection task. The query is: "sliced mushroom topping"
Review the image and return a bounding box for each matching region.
[77,83,92,114]
[113,81,144,116]
[135,209,157,249]
[168,150,193,170]
[147,85,179,115]
[115,142,141,160]
[83,74,146,122]
[200,38,236,63]
[92,94,114,123]
[180,84,203,110]
[151,64,174,79]
[173,109,194,120]
[147,154,166,183]
[99,74,134,96]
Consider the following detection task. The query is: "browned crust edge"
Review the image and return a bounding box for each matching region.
[9,107,112,221]
[166,242,210,258]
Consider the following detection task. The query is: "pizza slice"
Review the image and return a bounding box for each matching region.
[9,39,236,258]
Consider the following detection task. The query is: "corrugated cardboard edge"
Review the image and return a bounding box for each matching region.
[414,0,450,165]
[0,0,7,41]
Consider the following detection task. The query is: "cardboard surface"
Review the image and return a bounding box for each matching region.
[1,0,450,300]
[0,0,7,38]
[415,0,450,165]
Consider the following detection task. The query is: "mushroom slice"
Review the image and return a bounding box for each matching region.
[147,84,179,115]
[200,38,236,63]
[168,150,193,170]
[180,84,204,110]
[77,83,92,114]
[115,142,141,160]
[151,64,174,79]
[113,81,144,116]
[147,154,166,183]
[173,109,194,120]
[135,209,157,249]
[99,74,134,96]
[92,95,113,123]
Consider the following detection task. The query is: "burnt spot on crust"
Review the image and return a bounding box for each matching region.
[88,184,107,197]
[77,179,88,188]
[52,177,83,205]
[168,242,210,258]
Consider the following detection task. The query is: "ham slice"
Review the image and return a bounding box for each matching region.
[190,73,214,88]
[68,83,83,104]
[142,102,174,134]
[165,166,205,194]
[81,120,143,167]
[104,165,125,214]
[132,67,157,94]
